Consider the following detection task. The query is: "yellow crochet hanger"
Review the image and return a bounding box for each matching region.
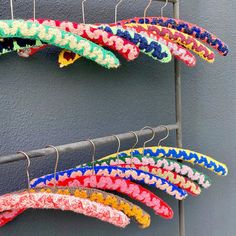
[0,147,131,228]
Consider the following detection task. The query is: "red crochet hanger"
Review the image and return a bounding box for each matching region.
[0,148,130,228]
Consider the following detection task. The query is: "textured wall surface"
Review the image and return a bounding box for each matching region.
[0,0,235,235]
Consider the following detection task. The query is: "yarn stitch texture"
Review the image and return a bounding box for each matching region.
[121,24,196,66]
[83,155,211,189]
[26,19,140,61]
[101,147,228,176]
[0,187,150,228]
[0,20,120,69]
[125,23,215,63]
[0,188,130,228]
[118,17,229,56]
[96,25,172,63]
[31,175,173,218]
[30,166,187,200]
[112,164,200,196]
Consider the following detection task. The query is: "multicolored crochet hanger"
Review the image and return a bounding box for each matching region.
[16,1,139,66]
[0,187,130,228]
[31,140,187,200]
[122,23,215,63]
[106,0,196,67]
[78,131,202,196]
[21,18,140,62]
[117,17,229,56]
[101,126,228,176]
[0,149,130,228]
[0,20,120,69]
[114,0,228,56]
[30,140,174,219]
[19,20,172,64]
[90,128,211,189]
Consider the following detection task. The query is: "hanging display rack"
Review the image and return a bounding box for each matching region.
[0,0,185,235]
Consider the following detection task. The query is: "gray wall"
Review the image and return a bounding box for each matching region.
[0,0,235,235]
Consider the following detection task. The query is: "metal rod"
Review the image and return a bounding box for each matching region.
[0,124,178,165]
[173,1,185,236]
[154,0,177,3]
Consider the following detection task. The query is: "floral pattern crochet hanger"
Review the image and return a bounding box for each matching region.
[0,146,132,228]
[31,135,175,218]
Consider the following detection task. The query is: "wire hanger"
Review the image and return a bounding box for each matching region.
[17,151,31,190]
[33,0,36,21]
[101,125,228,176]
[115,0,123,24]
[0,147,133,228]
[10,0,14,20]
[82,0,87,24]
[129,131,138,166]
[140,126,155,156]
[87,139,96,174]
[143,0,152,21]
[161,0,168,17]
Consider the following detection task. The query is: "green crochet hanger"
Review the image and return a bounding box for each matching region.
[0,20,120,69]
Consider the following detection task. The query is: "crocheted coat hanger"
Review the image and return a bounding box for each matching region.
[78,131,201,196]
[30,140,174,219]
[117,17,229,56]
[110,0,196,67]
[30,139,187,200]
[22,19,140,61]
[101,126,228,176]
[1,186,150,228]
[121,23,215,63]
[0,187,130,228]
[96,25,172,63]
[108,1,214,63]
[32,175,173,219]
[19,21,172,65]
[0,20,120,69]
[82,155,211,189]
[88,128,211,190]
[0,148,130,228]
[122,25,197,67]
[17,1,140,65]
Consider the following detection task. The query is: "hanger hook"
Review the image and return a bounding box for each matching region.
[113,135,121,160]
[129,131,138,166]
[158,125,170,146]
[140,126,155,156]
[82,0,87,24]
[46,145,59,187]
[33,0,36,21]
[10,0,14,20]
[144,0,152,20]
[17,151,31,190]
[115,0,123,24]
[161,0,168,17]
[129,131,138,151]
[87,139,96,174]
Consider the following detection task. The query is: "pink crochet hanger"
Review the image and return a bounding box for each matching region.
[0,148,130,228]
[17,0,140,63]
[31,138,174,219]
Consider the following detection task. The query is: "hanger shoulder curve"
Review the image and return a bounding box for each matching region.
[90,154,211,189]
[117,164,201,196]
[126,23,215,63]
[123,24,196,67]
[96,25,172,63]
[30,166,187,200]
[0,187,130,228]
[0,20,120,69]
[118,17,229,56]
[31,175,173,219]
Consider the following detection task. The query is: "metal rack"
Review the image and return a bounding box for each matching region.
[0,0,184,235]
